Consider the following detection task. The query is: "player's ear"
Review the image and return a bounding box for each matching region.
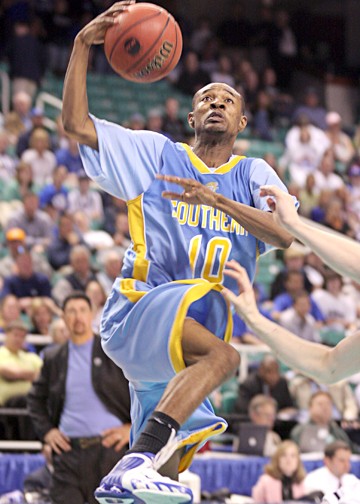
[188,112,195,129]
[238,114,247,133]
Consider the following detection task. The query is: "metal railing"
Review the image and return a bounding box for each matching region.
[35,91,63,131]
[0,70,10,116]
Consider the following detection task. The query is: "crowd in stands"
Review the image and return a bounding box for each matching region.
[1,0,360,501]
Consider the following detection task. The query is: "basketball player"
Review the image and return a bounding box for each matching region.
[220,185,360,504]
[62,3,294,503]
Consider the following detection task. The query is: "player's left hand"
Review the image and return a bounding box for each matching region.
[157,174,217,206]
[101,423,131,452]
[221,260,260,321]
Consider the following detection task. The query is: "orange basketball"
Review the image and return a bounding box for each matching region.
[104,3,182,83]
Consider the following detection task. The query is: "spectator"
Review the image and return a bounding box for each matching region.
[2,160,40,202]
[27,292,131,504]
[252,90,274,141]
[23,444,53,501]
[175,51,211,96]
[0,227,52,280]
[290,391,353,452]
[48,318,70,346]
[29,297,55,335]
[293,87,328,130]
[6,20,46,99]
[85,280,107,333]
[0,294,22,333]
[112,212,131,249]
[312,271,357,333]
[280,115,330,187]
[16,107,53,157]
[0,129,16,186]
[234,355,296,417]
[252,440,307,502]
[145,108,170,138]
[47,213,84,271]
[313,148,345,193]
[4,91,32,141]
[211,54,235,88]
[96,249,124,296]
[38,164,69,218]
[271,270,324,322]
[345,158,360,238]
[162,97,187,142]
[21,127,57,187]
[278,291,321,343]
[240,394,282,457]
[0,250,52,312]
[326,112,355,166]
[298,174,320,218]
[55,136,84,175]
[304,441,360,496]
[289,374,358,423]
[128,113,145,131]
[52,245,96,307]
[0,319,42,407]
[6,191,54,251]
[322,197,355,238]
[68,170,104,223]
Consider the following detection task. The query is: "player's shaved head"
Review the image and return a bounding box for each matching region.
[192,82,245,114]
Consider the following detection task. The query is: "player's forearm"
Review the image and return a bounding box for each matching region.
[62,38,97,149]
[287,218,360,283]
[215,195,293,248]
[242,310,335,383]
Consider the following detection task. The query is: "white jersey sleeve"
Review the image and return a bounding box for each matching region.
[78,115,169,200]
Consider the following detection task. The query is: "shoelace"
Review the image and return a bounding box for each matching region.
[153,428,180,471]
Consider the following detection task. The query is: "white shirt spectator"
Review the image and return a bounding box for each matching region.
[305,466,360,496]
[21,148,56,187]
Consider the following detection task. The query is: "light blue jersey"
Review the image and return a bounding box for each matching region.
[79,116,292,471]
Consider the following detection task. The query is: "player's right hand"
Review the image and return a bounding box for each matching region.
[76,1,135,47]
[44,428,71,454]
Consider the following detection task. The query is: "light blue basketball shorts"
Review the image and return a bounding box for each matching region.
[100,277,233,471]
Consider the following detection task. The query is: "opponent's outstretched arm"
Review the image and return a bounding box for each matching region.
[157,174,293,249]
[62,1,134,149]
[222,260,360,384]
[260,185,360,283]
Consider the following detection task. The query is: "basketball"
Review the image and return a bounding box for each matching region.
[104,3,182,83]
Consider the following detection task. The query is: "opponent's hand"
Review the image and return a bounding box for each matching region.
[221,260,259,321]
[102,423,131,452]
[259,185,300,232]
[44,428,71,454]
[76,1,135,47]
[157,174,218,207]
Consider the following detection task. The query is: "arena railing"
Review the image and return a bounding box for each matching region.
[0,70,10,115]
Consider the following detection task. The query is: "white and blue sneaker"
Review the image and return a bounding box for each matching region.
[94,452,193,504]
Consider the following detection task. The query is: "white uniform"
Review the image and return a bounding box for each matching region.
[323,480,360,504]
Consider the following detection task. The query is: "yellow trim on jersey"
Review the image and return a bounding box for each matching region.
[168,279,233,373]
[127,194,149,282]
[178,421,227,472]
[180,143,245,174]
[119,278,147,303]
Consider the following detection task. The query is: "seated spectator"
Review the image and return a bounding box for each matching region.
[313,148,345,193]
[0,227,52,280]
[6,191,54,252]
[278,291,321,343]
[16,108,53,158]
[38,164,69,218]
[312,271,357,333]
[251,90,274,141]
[112,212,131,249]
[29,297,59,335]
[322,197,356,239]
[72,210,114,252]
[326,112,355,166]
[52,245,96,307]
[128,113,146,131]
[4,91,32,142]
[55,136,84,175]
[298,173,320,218]
[279,115,330,187]
[47,212,84,271]
[271,270,324,322]
[21,128,57,187]
[292,87,327,130]
[289,373,359,423]
[0,319,42,407]
[0,250,53,313]
[162,97,187,142]
[345,158,360,238]
[290,391,354,453]
[146,108,170,138]
[48,318,70,346]
[0,294,22,333]
[237,394,282,457]
[85,280,107,333]
[96,249,124,296]
[3,160,40,202]
[234,355,296,418]
[0,130,16,188]
[251,440,307,502]
[210,54,235,88]
[175,51,211,96]
[304,441,360,496]
[68,170,104,224]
